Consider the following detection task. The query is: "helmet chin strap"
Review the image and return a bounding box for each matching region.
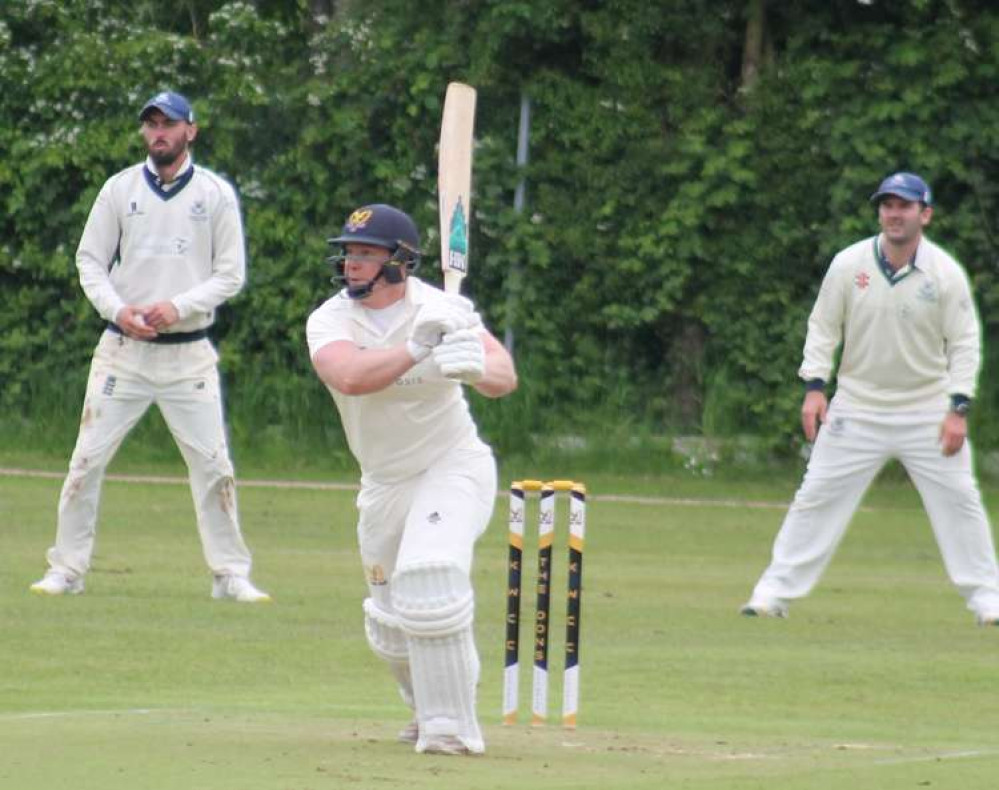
[347,256,407,300]
[346,268,385,300]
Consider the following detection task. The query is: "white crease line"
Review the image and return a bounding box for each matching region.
[0,467,911,512]
[874,749,999,765]
[0,704,409,722]
[0,467,357,491]
[596,494,788,509]
[2,708,157,720]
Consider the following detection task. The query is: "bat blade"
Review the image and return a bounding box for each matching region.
[438,82,477,293]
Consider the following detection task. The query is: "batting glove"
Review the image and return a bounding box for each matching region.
[408,296,481,359]
[433,328,485,383]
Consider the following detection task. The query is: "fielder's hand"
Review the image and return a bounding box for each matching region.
[433,328,485,383]
[801,390,828,442]
[407,296,480,361]
[939,412,967,457]
[116,305,157,340]
[141,300,180,331]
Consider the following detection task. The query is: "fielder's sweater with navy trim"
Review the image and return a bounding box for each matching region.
[76,155,245,333]
[799,233,980,411]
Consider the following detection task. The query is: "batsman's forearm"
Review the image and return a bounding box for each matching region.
[473,334,518,398]
[313,342,416,396]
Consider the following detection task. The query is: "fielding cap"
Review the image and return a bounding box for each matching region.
[139,91,195,123]
[870,172,932,205]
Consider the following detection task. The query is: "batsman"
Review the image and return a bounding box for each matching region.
[306,204,517,754]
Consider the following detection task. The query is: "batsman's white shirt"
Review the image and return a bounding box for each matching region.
[800,233,980,408]
[77,156,245,331]
[306,277,489,484]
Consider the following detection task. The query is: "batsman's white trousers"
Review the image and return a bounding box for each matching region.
[751,406,999,617]
[44,330,253,578]
[354,445,495,745]
[356,444,497,607]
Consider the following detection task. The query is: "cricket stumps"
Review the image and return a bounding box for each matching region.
[503,479,587,729]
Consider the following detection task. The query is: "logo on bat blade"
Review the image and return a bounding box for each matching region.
[448,199,468,273]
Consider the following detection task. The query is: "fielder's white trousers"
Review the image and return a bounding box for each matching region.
[751,406,999,617]
[44,330,253,578]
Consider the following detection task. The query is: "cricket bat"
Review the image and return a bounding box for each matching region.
[438,82,477,294]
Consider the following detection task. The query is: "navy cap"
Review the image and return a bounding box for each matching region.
[870,172,932,205]
[139,91,195,123]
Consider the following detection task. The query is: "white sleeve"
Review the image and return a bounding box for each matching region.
[306,299,354,358]
[171,179,246,320]
[76,181,126,323]
[798,258,846,383]
[942,264,981,398]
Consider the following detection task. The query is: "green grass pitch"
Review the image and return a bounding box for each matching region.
[2,470,999,789]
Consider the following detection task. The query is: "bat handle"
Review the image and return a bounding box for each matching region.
[443,271,464,294]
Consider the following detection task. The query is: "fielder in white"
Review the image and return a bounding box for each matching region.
[742,172,999,626]
[306,204,517,755]
[30,91,269,603]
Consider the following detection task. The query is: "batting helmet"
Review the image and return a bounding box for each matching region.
[327,204,421,299]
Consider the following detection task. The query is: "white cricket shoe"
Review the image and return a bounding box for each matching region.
[397,720,419,744]
[30,571,84,596]
[211,575,272,603]
[740,598,788,618]
[416,734,484,756]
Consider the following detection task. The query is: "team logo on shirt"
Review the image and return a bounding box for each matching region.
[127,200,144,217]
[854,271,870,290]
[916,281,938,303]
[426,512,442,525]
[190,200,208,221]
[172,237,190,254]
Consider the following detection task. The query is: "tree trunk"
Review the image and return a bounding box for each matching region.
[740,0,767,91]
[671,322,706,430]
[311,0,334,21]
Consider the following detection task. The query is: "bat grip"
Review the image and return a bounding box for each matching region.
[443,271,464,294]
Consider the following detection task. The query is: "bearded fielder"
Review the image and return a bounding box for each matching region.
[30,91,269,603]
[306,204,517,754]
[742,172,999,626]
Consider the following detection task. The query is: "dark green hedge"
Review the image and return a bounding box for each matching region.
[3,0,999,456]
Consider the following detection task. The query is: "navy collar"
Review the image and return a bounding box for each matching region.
[143,156,195,201]
[873,235,919,286]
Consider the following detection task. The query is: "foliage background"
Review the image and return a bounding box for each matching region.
[2,0,998,464]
